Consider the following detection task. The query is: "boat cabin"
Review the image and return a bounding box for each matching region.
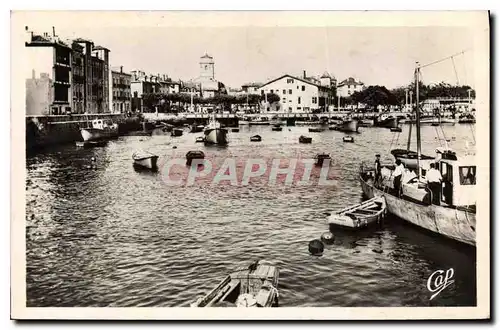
[438,156,476,207]
[91,119,115,130]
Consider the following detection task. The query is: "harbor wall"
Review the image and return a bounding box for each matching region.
[26,113,142,150]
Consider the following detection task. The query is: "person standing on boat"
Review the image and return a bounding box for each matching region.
[426,163,443,205]
[393,159,404,197]
[374,154,382,187]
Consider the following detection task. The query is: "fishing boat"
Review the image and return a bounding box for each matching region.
[390,127,403,132]
[250,135,262,142]
[132,150,159,170]
[195,136,205,143]
[359,61,476,247]
[458,113,476,124]
[271,126,283,131]
[374,113,398,128]
[191,260,279,307]
[337,116,359,132]
[327,196,387,229]
[390,149,435,170]
[299,135,312,144]
[186,150,205,166]
[80,119,119,142]
[249,116,271,125]
[204,114,228,145]
[315,153,331,166]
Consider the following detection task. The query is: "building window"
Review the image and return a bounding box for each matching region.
[261,90,264,95]
[297,107,301,110]
[271,89,274,94]
[298,96,301,104]
[312,97,317,104]
[288,89,292,94]
[286,78,294,84]
[283,89,286,94]
[302,85,305,91]
[282,98,286,102]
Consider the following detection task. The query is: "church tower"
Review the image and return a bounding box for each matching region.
[200,53,215,80]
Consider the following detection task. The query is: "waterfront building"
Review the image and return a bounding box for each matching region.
[111,66,132,113]
[25,27,111,115]
[183,53,227,100]
[71,38,110,114]
[25,29,72,115]
[241,82,262,94]
[337,77,365,97]
[256,71,336,113]
[130,71,181,112]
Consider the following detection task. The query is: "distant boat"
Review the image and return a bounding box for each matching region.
[315,153,331,166]
[171,128,183,137]
[337,117,359,132]
[195,136,205,143]
[186,150,205,166]
[327,196,386,229]
[271,126,283,131]
[374,113,398,128]
[80,119,118,142]
[308,127,324,133]
[390,148,435,170]
[299,135,312,144]
[132,150,159,170]
[390,127,403,132]
[191,260,279,307]
[249,116,271,125]
[204,114,228,145]
[190,124,205,133]
[250,135,262,142]
[458,114,476,124]
[343,136,354,143]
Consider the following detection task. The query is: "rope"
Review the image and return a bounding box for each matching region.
[451,56,460,85]
[418,49,471,69]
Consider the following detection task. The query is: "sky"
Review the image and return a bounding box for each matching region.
[24,20,476,90]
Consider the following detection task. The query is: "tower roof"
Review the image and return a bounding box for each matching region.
[201,52,213,59]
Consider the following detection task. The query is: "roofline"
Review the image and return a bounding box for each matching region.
[258,74,331,89]
[111,70,132,76]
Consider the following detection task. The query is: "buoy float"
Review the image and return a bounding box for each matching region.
[173,146,177,149]
[91,157,96,162]
[321,232,335,244]
[372,248,383,254]
[308,239,324,256]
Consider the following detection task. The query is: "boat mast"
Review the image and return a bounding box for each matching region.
[415,62,422,179]
[406,89,413,150]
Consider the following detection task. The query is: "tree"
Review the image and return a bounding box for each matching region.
[347,86,398,108]
[260,93,280,104]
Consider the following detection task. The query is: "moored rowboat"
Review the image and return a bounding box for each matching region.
[327,196,386,229]
[132,151,159,170]
[191,260,279,307]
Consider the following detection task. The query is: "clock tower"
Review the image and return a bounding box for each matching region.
[200,53,215,80]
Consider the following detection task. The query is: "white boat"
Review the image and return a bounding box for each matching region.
[80,119,119,142]
[359,62,476,247]
[204,114,228,145]
[374,113,398,128]
[337,117,359,132]
[249,116,271,125]
[132,151,159,170]
[327,196,387,229]
[191,260,279,307]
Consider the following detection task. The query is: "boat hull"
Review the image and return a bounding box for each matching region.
[133,156,159,169]
[338,119,359,132]
[375,117,398,128]
[80,128,118,142]
[359,175,476,246]
[204,128,228,145]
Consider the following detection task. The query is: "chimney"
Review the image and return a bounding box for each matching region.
[120,66,123,73]
[303,70,306,79]
[32,69,35,79]
[52,26,56,37]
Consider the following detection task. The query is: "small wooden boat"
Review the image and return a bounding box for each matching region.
[191,260,279,307]
[186,150,205,166]
[390,127,403,132]
[327,196,386,229]
[250,135,262,142]
[315,153,331,166]
[195,136,205,143]
[343,136,354,143]
[299,135,312,144]
[271,126,283,131]
[132,151,159,170]
[171,128,183,137]
[308,127,324,133]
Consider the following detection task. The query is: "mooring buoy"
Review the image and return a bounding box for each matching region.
[308,239,324,256]
[173,146,177,149]
[321,232,335,244]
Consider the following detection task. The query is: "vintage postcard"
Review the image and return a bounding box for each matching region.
[11,11,490,320]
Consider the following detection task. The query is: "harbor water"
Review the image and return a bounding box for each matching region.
[26,124,477,307]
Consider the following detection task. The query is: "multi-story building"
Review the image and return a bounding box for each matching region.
[111,66,132,113]
[130,71,181,112]
[25,30,72,115]
[25,28,111,115]
[241,82,262,94]
[257,72,336,113]
[337,77,365,97]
